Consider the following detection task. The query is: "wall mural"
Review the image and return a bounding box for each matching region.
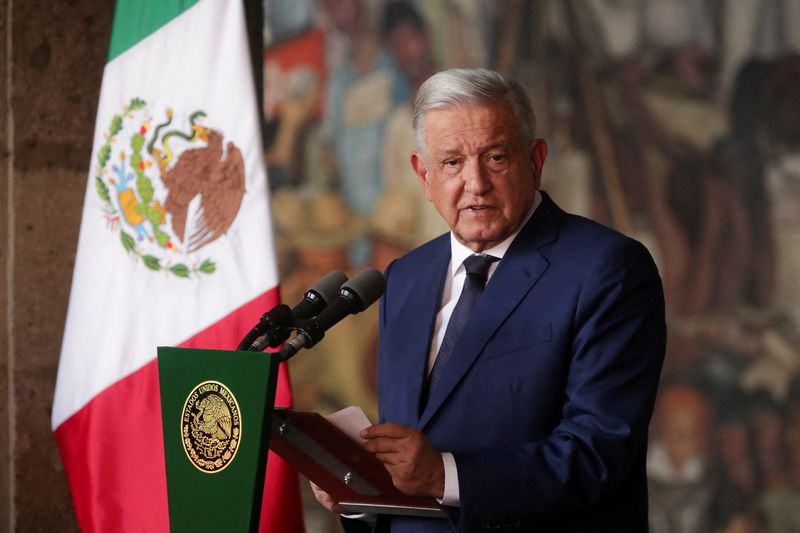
[263,1,800,531]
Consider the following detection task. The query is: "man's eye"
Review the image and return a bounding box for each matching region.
[486,153,509,169]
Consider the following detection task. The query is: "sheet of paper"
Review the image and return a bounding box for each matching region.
[325,405,372,443]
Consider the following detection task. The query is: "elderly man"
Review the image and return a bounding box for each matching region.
[314,68,666,532]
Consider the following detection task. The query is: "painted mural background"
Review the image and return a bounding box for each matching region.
[262,1,800,531]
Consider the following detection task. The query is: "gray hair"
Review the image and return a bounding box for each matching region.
[412,68,536,154]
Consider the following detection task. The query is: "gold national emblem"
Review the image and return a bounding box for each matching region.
[181,381,242,473]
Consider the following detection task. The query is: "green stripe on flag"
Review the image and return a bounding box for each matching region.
[107,0,201,62]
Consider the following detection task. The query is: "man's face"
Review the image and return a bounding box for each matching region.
[411,103,547,252]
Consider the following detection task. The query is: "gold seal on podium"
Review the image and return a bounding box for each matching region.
[181,380,242,473]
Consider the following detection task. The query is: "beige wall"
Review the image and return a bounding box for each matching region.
[2,0,113,529]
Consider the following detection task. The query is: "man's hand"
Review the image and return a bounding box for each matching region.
[361,423,445,499]
[310,481,341,513]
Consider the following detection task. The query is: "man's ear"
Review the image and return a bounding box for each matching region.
[529,139,548,188]
[411,152,433,201]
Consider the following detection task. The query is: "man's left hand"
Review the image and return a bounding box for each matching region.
[361,423,445,499]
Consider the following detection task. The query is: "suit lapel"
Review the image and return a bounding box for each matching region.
[393,239,450,427]
[418,194,561,429]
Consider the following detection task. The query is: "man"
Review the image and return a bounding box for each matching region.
[314,68,666,532]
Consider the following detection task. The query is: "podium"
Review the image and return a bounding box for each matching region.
[158,347,443,533]
[158,347,279,532]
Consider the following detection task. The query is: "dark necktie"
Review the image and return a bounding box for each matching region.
[423,254,498,408]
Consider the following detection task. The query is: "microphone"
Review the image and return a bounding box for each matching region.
[237,271,349,351]
[290,270,349,319]
[278,267,386,360]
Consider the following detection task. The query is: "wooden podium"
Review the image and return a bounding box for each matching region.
[158,347,443,533]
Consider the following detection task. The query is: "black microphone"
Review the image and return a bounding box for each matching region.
[290,270,349,319]
[237,271,349,351]
[278,267,386,360]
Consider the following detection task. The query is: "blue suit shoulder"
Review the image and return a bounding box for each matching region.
[384,231,450,280]
[536,195,658,273]
[383,192,660,285]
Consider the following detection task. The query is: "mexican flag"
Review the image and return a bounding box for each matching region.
[52,0,304,531]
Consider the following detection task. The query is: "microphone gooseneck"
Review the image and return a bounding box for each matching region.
[235,271,348,352]
[277,268,386,361]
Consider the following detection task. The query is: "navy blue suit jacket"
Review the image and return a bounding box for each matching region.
[346,192,665,532]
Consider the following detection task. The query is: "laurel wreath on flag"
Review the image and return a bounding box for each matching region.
[94,98,216,278]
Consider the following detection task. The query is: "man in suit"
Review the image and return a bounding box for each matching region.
[314,68,666,532]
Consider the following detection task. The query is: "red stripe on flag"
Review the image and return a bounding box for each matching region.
[54,288,304,532]
[55,359,169,532]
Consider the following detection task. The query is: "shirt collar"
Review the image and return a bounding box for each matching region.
[448,191,541,277]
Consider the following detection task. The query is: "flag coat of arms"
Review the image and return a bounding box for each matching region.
[52,0,304,530]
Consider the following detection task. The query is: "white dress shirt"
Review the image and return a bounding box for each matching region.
[435,192,541,506]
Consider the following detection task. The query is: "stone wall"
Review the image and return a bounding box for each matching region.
[2,0,113,529]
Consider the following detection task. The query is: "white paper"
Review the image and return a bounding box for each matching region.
[325,405,372,443]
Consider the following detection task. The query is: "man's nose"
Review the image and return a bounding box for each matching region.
[463,159,491,195]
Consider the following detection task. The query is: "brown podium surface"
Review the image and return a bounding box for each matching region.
[269,408,446,518]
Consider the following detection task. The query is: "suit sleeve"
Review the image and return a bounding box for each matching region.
[453,239,666,529]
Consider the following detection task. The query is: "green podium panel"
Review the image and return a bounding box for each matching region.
[158,346,279,533]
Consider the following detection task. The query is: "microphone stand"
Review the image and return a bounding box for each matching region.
[235,304,293,352]
[235,310,323,362]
